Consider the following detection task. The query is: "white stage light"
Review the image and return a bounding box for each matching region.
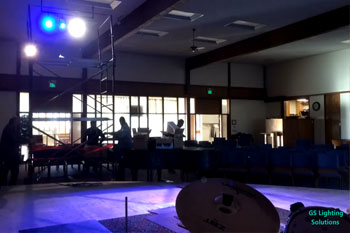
[68,18,86,38]
[24,44,38,58]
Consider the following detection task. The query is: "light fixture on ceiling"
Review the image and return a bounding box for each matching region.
[137,29,168,37]
[297,98,308,102]
[225,20,265,31]
[194,36,226,45]
[190,28,205,52]
[165,10,203,22]
[24,44,38,58]
[341,39,350,44]
[68,18,87,38]
[68,0,122,10]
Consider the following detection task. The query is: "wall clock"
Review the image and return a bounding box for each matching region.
[312,102,321,111]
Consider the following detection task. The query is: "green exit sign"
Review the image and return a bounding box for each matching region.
[49,81,56,88]
[207,88,213,95]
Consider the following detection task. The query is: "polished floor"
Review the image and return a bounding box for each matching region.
[0,181,349,233]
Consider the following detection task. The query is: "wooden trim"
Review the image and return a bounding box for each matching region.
[0,74,265,100]
[227,63,231,98]
[186,6,350,70]
[266,90,350,102]
[83,0,184,58]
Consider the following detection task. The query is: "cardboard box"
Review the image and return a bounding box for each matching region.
[174,136,184,149]
[132,128,151,150]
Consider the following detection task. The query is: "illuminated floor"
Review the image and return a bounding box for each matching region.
[0,182,349,232]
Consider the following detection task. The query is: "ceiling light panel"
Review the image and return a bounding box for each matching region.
[137,29,169,37]
[194,36,226,44]
[165,10,204,22]
[68,0,122,10]
[225,20,266,31]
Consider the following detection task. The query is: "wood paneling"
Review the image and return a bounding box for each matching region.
[0,74,265,100]
[283,119,314,147]
[195,98,221,114]
[325,93,341,144]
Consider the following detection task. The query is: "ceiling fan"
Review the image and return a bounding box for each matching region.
[190,28,205,52]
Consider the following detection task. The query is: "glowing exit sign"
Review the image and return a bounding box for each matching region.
[49,81,56,88]
[207,88,213,95]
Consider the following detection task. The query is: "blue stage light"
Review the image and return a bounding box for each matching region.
[59,23,66,30]
[41,16,56,32]
[59,22,66,30]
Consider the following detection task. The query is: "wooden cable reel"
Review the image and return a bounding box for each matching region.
[176,178,280,233]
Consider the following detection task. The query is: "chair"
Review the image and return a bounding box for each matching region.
[296,139,313,150]
[313,144,334,151]
[316,152,341,189]
[269,149,293,185]
[184,140,198,147]
[219,148,248,182]
[198,141,213,148]
[292,152,315,187]
[332,139,342,149]
[247,148,269,183]
[335,150,349,188]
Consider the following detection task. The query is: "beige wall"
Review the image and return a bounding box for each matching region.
[266,49,350,97]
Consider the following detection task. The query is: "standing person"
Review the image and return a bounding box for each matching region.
[108,117,133,180]
[157,119,185,181]
[0,117,26,185]
[112,117,132,150]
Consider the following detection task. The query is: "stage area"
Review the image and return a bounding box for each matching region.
[0,182,349,232]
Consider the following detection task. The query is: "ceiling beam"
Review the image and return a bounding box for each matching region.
[186,6,350,70]
[82,0,184,58]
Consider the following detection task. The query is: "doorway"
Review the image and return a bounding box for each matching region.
[192,114,228,142]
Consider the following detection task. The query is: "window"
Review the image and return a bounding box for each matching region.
[19,92,30,161]
[19,92,30,113]
[190,98,195,113]
[284,99,309,118]
[32,112,71,146]
[222,99,229,114]
[164,97,178,132]
[149,97,163,136]
[84,95,188,139]
[72,94,82,113]
[149,97,162,113]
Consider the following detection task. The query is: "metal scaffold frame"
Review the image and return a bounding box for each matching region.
[25,3,117,181]
[25,3,117,142]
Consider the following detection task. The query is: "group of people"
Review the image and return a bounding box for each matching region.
[0,116,184,185]
[83,116,132,150]
[0,116,132,186]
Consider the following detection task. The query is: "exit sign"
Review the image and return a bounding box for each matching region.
[49,81,56,88]
[207,88,213,95]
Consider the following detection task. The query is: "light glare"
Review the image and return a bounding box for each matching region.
[24,44,38,58]
[41,16,56,32]
[68,18,86,38]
